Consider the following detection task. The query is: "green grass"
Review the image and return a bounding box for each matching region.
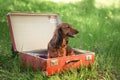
[0,0,120,80]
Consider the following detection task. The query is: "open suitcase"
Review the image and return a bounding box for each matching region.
[8,12,95,76]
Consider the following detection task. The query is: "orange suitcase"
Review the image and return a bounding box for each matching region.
[8,12,95,76]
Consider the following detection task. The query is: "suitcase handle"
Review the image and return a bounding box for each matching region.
[66,59,80,64]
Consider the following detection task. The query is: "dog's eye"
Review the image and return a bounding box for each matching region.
[67,26,70,28]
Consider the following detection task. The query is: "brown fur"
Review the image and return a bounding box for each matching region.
[48,23,79,58]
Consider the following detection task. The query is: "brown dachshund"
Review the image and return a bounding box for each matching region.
[48,23,79,58]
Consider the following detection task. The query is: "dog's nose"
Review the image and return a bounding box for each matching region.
[76,30,79,34]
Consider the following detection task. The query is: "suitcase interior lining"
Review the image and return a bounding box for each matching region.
[23,49,90,59]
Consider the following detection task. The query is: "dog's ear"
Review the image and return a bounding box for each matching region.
[52,27,63,48]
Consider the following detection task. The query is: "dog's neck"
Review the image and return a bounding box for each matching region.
[52,35,68,48]
[61,37,68,47]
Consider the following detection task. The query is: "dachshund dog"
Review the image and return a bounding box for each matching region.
[48,23,79,58]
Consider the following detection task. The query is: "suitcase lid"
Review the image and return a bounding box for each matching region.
[8,12,61,52]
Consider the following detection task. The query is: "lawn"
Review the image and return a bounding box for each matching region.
[0,0,120,80]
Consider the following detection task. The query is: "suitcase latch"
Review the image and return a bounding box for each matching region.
[50,59,58,66]
[86,55,92,60]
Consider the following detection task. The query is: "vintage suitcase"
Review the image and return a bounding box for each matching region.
[8,12,95,76]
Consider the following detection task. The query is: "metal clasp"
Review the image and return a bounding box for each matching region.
[50,59,58,66]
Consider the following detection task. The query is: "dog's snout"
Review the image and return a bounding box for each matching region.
[72,29,79,34]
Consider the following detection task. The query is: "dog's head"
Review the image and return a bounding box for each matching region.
[57,23,79,38]
[51,23,79,48]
